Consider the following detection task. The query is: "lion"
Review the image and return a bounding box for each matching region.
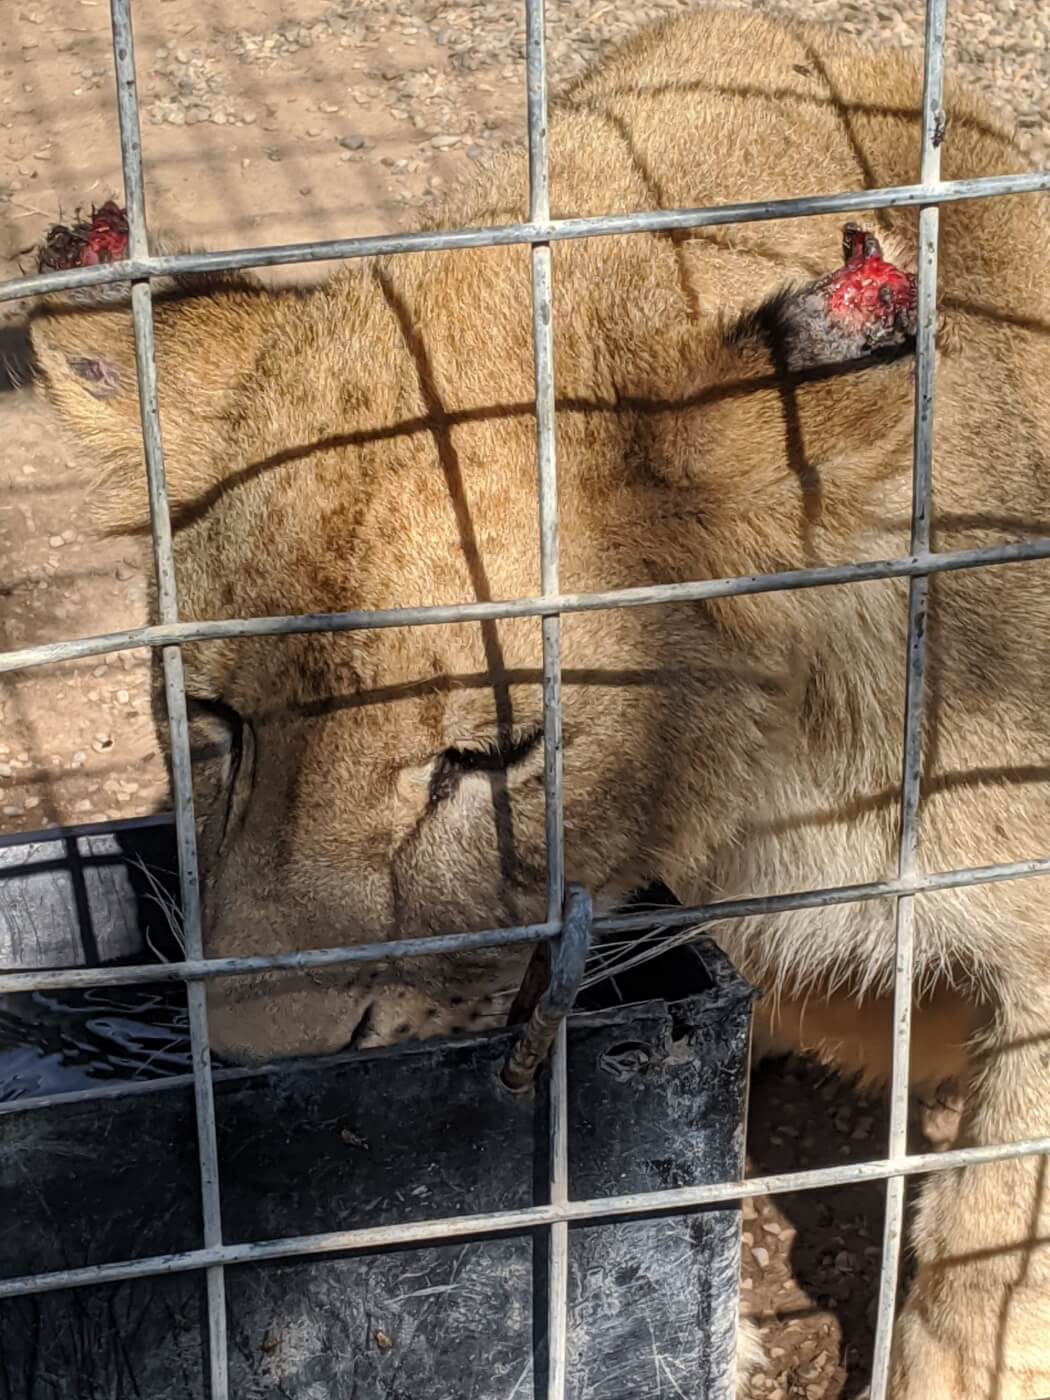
[24,8,1050,1396]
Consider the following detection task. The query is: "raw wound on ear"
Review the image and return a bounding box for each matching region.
[758,223,918,373]
[37,200,129,272]
[822,224,916,340]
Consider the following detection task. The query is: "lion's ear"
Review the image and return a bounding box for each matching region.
[29,290,262,535]
[31,301,147,526]
[648,224,923,531]
[27,200,269,533]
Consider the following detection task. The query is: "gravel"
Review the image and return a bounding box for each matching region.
[128,0,1048,171]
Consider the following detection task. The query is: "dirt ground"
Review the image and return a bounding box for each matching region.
[0,0,1046,1395]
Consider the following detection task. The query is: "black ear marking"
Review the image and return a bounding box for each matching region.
[67,355,123,399]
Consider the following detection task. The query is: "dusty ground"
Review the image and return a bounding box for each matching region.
[0,0,1046,1395]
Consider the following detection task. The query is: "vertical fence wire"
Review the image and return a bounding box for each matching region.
[525,0,569,1392]
[868,0,948,1393]
[107,2,229,1394]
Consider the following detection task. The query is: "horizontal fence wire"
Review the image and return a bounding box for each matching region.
[5,538,1050,675]
[4,852,1050,998]
[4,851,1050,1003]
[4,0,1050,1390]
[3,170,1050,306]
[2,1134,1050,1302]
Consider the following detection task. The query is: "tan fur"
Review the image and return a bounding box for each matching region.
[27,11,1050,1395]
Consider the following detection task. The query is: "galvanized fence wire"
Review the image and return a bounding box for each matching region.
[2,0,1050,1394]
[523,0,571,1391]
[869,1,947,1391]
[107,2,230,1394]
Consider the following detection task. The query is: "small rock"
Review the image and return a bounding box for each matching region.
[319,101,339,114]
[115,562,135,581]
[267,148,283,162]
[466,143,484,159]
[71,751,86,768]
[48,534,64,548]
[0,763,12,778]
[116,689,130,704]
[174,47,189,64]
[752,1246,770,1268]
[430,133,461,148]
[338,134,367,150]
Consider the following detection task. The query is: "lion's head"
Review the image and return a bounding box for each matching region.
[28,9,977,1063]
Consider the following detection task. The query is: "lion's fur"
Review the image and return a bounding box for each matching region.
[27,10,1050,1394]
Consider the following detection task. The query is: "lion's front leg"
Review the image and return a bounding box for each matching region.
[890,993,1050,1400]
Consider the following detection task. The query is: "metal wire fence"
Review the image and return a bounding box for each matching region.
[2,0,1050,1396]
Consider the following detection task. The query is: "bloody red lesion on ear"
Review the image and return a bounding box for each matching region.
[37,200,129,273]
[819,223,917,346]
[732,222,920,373]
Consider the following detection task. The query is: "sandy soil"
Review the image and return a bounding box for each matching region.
[0,0,1045,1394]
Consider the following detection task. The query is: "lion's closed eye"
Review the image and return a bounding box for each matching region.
[186,696,252,852]
[428,726,544,807]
